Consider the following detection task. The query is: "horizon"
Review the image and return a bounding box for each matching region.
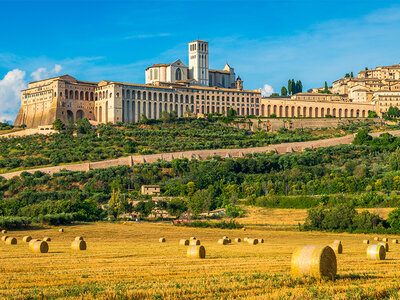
[1,0,400,122]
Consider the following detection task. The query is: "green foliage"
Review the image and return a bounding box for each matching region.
[390,147,400,171]
[368,111,378,118]
[76,118,93,134]
[388,208,400,230]
[184,219,243,229]
[281,86,288,96]
[353,129,372,145]
[52,119,64,131]
[0,122,13,130]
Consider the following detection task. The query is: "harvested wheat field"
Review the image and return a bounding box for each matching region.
[1,222,400,299]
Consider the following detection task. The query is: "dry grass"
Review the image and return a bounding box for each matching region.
[1,222,400,298]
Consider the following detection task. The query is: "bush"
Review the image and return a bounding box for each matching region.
[183,220,243,229]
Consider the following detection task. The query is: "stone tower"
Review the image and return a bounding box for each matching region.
[188,40,209,86]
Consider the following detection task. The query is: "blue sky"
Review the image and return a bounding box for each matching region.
[1,0,400,122]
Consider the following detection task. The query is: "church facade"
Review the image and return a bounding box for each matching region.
[14,40,260,128]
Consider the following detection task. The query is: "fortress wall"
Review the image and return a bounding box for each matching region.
[2,130,400,181]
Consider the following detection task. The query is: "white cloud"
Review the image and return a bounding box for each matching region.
[261,84,274,97]
[0,69,27,123]
[30,64,63,81]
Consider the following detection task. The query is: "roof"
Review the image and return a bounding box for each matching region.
[189,40,208,44]
[146,59,187,71]
[141,185,160,188]
[29,74,75,84]
[209,69,230,74]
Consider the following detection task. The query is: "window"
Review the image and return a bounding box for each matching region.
[176,68,182,81]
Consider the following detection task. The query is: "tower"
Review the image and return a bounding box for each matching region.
[188,40,209,86]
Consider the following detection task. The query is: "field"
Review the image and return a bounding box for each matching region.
[2,219,400,299]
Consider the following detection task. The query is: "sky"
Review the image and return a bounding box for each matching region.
[1,0,400,122]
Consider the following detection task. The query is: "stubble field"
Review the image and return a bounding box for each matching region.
[1,221,400,299]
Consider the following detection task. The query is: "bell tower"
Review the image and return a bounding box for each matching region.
[188,40,209,86]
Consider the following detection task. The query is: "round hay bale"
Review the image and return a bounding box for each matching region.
[71,240,87,251]
[330,243,343,254]
[259,238,264,244]
[43,237,51,242]
[29,239,40,249]
[363,239,369,244]
[31,241,49,253]
[22,236,32,243]
[1,230,7,234]
[187,245,205,259]
[379,242,389,252]
[243,227,246,231]
[1,235,9,242]
[374,237,380,241]
[243,237,248,242]
[235,238,241,243]
[222,236,229,240]
[226,238,231,244]
[75,236,84,241]
[291,245,337,280]
[218,238,228,245]
[159,237,166,243]
[382,238,389,242]
[59,228,64,233]
[5,237,17,245]
[189,237,196,241]
[248,238,258,245]
[190,239,200,246]
[367,244,385,260]
[179,239,189,246]
[392,239,398,244]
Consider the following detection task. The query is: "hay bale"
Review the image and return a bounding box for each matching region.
[190,239,200,246]
[1,230,7,234]
[71,240,87,251]
[29,239,40,249]
[189,237,196,241]
[243,237,248,242]
[367,244,386,260]
[363,239,369,244]
[22,236,32,242]
[248,238,258,245]
[43,237,51,242]
[75,236,84,241]
[333,240,341,244]
[243,227,246,231]
[187,245,206,259]
[222,236,229,239]
[179,239,189,246]
[379,242,389,252]
[226,238,232,244]
[31,241,49,253]
[259,238,264,244]
[159,237,166,243]
[218,238,228,245]
[330,243,343,254]
[374,237,380,241]
[235,238,241,243]
[291,245,337,280]
[5,237,17,245]
[1,235,9,242]
[392,239,398,244]
[59,228,64,233]
[382,238,389,242]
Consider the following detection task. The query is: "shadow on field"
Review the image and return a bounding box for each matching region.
[8,222,92,232]
[338,274,383,280]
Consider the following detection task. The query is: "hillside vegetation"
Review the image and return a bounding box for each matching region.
[0,118,388,173]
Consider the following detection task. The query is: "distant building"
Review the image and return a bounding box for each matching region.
[141,185,161,195]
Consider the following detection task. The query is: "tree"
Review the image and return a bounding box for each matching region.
[160,111,171,123]
[297,80,303,93]
[324,81,329,93]
[350,72,354,78]
[140,114,149,124]
[345,73,350,78]
[66,118,76,135]
[134,200,155,218]
[227,108,236,117]
[390,147,400,171]
[353,129,372,145]
[281,86,288,96]
[365,67,368,70]
[270,93,279,97]
[76,118,92,134]
[123,139,137,153]
[166,198,187,218]
[19,124,27,129]
[52,119,64,131]
[291,79,296,94]
[368,111,378,118]
[108,186,131,219]
[288,80,292,95]
[188,189,212,216]
[388,208,400,230]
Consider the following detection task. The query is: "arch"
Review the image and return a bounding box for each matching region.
[85,91,89,100]
[191,105,194,112]
[143,92,146,100]
[105,101,108,123]
[303,107,307,117]
[153,92,157,101]
[148,92,151,100]
[70,90,74,99]
[95,92,98,101]
[169,94,173,101]
[132,90,136,99]
[327,108,330,115]
[297,106,301,117]
[158,103,162,119]
[279,105,283,117]
[148,101,152,118]
[132,101,136,123]
[362,110,366,117]
[164,103,167,112]
[350,109,354,117]
[175,68,182,81]
[273,105,277,115]
[67,110,74,122]
[241,107,244,115]
[291,106,295,117]
[185,95,189,103]
[126,90,130,99]
[285,106,289,117]
[339,108,342,117]
[308,107,312,117]
[190,95,194,104]
[315,107,318,117]
[137,91,141,99]
[175,104,179,115]
[75,91,79,100]
[175,94,178,102]
[356,109,360,117]
[79,91,83,100]
[90,92,94,101]
[137,101,141,121]
[126,100,130,122]
[170,103,173,112]
[154,102,157,119]
[332,108,336,117]
[122,100,125,122]
[65,89,69,99]
[98,106,102,123]
[143,101,147,115]
[345,109,348,117]
[321,108,325,117]
[180,95,183,103]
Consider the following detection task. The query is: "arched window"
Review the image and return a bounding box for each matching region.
[70,90,74,99]
[65,89,68,99]
[75,91,79,99]
[175,68,182,81]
